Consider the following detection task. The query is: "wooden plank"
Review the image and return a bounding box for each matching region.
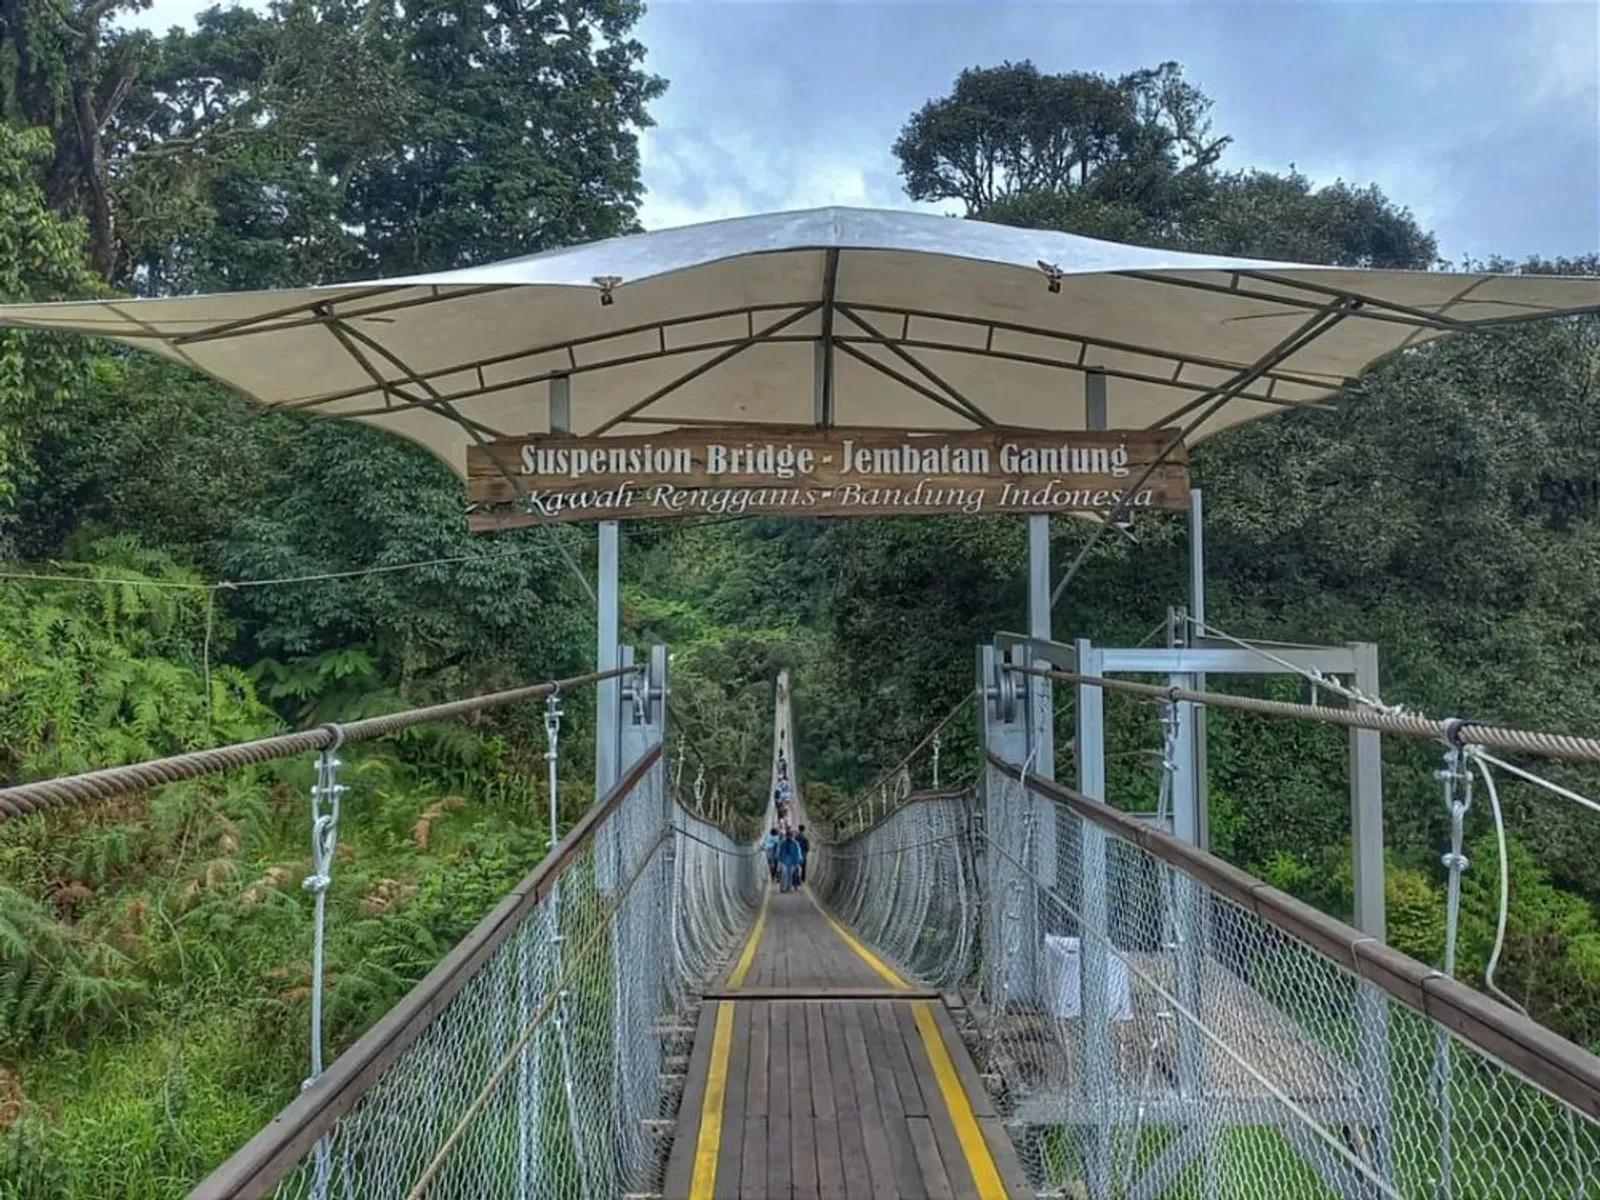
[805,1002,836,1121]
[899,1001,1036,1200]
[895,1005,979,1200]
[745,1001,771,1118]
[824,1004,872,1200]
[873,1001,928,1118]
[770,1002,792,1124]
[737,1116,766,1200]
[906,1116,958,1200]
[814,1117,847,1200]
[714,1003,753,1200]
[863,1001,924,1194]
[792,1105,819,1199]
[766,1112,792,1200]
[662,1000,721,1200]
[842,1003,900,1199]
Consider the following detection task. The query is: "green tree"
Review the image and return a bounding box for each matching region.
[893,60,1227,218]
[0,124,104,555]
[0,0,151,277]
[335,0,665,275]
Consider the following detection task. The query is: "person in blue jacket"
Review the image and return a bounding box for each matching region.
[776,828,803,893]
[761,827,780,883]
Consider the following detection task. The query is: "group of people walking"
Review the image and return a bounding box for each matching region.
[763,822,807,892]
[765,751,808,891]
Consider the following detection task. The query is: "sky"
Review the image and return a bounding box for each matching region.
[124,0,1600,265]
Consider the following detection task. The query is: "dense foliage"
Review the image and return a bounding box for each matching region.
[0,18,1595,1196]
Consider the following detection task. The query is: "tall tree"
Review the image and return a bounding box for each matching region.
[892,60,1228,219]
[0,124,103,555]
[0,0,151,278]
[338,0,665,275]
[901,60,1437,271]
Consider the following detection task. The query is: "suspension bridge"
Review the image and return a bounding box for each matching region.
[2,208,1600,1199]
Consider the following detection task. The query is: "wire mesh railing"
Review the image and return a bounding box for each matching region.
[809,766,1600,1200]
[189,745,764,1200]
[808,788,977,990]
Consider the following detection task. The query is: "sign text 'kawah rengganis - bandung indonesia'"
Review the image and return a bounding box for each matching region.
[465,427,1189,529]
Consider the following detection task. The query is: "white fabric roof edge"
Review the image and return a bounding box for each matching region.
[0,206,1595,483]
[370,205,1339,289]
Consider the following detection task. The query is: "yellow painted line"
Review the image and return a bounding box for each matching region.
[911,1000,1008,1200]
[802,886,909,989]
[687,1000,735,1199]
[688,890,770,1198]
[727,884,769,989]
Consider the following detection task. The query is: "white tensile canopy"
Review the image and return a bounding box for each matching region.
[1,206,1597,479]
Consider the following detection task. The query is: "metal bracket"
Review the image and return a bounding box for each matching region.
[623,655,665,726]
[984,654,1019,724]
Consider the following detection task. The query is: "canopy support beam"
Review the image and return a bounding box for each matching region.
[589,303,822,436]
[1050,297,1360,610]
[815,248,840,426]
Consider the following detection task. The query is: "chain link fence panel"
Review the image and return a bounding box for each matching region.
[811,766,1600,1200]
[198,750,763,1200]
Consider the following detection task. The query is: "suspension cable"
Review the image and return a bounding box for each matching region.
[0,667,629,817]
[1017,665,1600,763]
[1190,616,1600,817]
[840,692,975,828]
[1183,615,1589,1028]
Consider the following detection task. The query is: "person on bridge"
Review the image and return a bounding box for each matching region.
[795,825,810,885]
[762,827,780,883]
[776,827,803,893]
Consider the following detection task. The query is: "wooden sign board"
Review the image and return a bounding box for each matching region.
[466,426,1188,530]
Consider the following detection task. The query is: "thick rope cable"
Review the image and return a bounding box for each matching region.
[1020,666,1600,763]
[1191,616,1600,816]
[1182,617,1592,1051]
[0,667,629,817]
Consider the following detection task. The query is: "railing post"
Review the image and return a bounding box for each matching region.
[608,644,667,1192]
[1074,638,1113,1200]
[1349,640,1393,1189]
[596,521,621,798]
[301,728,346,1200]
[1167,610,1209,1188]
[978,642,1029,1013]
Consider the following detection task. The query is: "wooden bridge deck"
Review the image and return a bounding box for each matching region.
[663,886,1033,1200]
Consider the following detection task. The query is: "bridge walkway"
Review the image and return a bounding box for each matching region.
[662,885,1032,1200]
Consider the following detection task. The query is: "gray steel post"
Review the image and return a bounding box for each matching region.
[1027,515,1056,782]
[978,642,1030,1010]
[606,645,666,1190]
[1349,640,1392,1186]
[1075,638,1112,1200]
[1348,641,1385,940]
[1168,676,1206,1126]
[1189,488,1210,850]
[1026,515,1058,947]
[596,522,621,797]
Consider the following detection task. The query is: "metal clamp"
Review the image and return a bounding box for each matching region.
[624,656,665,726]
[984,655,1020,724]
